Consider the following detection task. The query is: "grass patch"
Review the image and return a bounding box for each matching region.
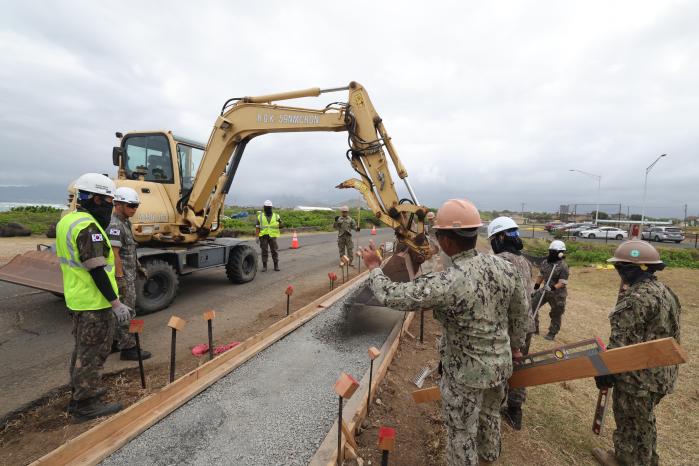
[0,206,62,235]
[522,238,699,269]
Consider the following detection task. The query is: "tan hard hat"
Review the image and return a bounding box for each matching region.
[340,205,349,212]
[433,199,483,230]
[607,239,663,265]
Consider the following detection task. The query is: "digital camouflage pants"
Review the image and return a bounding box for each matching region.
[532,289,567,336]
[613,388,665,466]
[441,377,505,465]
[70,309,115,401]
[115,276,137,350]
[337,234,353,262]
[507,332,533,408]
[259,235,279,265]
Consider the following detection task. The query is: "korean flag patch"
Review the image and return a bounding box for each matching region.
[91,233,103,242]
[109,228,120,236]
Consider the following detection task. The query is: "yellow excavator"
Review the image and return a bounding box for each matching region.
[0,82,432,313]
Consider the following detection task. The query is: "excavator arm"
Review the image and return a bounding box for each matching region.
[184,81,431,263]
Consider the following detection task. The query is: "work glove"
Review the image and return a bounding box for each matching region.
[544,284,552,292]
[111,300,132,326]
[594,374,615,390]
[533,283,541,290]
[334,216,339,222]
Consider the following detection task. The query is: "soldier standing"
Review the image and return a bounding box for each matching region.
[360,199,527,465]
[532,240,569,340]
[108,187,152,361]
[488,216,533,430]
[334,205,358,266]
[255,200,282,271]
[592,240,681,466]
[56,173,129,421]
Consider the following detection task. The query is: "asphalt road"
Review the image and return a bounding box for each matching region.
[0,229,393,419]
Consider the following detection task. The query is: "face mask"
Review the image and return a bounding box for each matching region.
[87,200,114,229]
[547,250,564,263]
[264,206,273,216]
[615,264,653,285]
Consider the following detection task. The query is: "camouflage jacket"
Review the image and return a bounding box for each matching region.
[107,214,137,279]
[499,252,535,333]
[368,249,528,389]
[608,276,681,395]
[334,216,357,237]
[538,259,569,296]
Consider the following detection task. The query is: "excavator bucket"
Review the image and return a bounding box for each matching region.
[350,249,420,307]
[0,249,63,294]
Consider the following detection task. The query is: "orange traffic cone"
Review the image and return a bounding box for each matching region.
[371,225,377,235]
[291,230,299,249]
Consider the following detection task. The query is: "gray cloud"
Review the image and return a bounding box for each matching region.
[1,0,697,218]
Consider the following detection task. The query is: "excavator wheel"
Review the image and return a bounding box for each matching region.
[136,259,179,314]
[226,245,257,284]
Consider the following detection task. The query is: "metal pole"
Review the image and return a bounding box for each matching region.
[169,328,177,383]
[337,396,343,465]
[207,320,214,360]
[135,333,146,389]
[286,294,290,316]
[641,154,667,227]
[419,310,424,343]
[367,360,374,416]
[381,450,389,466]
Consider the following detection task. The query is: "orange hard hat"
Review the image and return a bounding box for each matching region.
[433,199,483,230]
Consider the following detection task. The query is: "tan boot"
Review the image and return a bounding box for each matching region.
[592,448,619,466]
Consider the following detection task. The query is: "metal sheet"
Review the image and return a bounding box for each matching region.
[0,250,63,294]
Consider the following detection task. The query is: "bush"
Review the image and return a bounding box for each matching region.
[10,205,62,213]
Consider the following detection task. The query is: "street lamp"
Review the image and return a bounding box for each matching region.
[641,154,667,227]
[569,169,602,225]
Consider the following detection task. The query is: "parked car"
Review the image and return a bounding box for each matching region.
[544,221,564,232]
[578,226,628,240]
[641,226,685,243]
[567,223,596,236]
[550,222,577,233]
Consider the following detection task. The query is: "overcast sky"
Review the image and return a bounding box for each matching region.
[1,1,697,217]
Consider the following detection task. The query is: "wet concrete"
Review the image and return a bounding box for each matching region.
[102,282,402,466]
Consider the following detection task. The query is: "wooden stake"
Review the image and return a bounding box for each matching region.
[203,311,216,361]
[367,346,381,416]
[167,316,186,383]
[378,426,396,466]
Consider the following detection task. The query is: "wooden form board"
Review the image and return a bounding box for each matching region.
[309,311,415,466]
[31,271,370,466]
[509,337,688,389]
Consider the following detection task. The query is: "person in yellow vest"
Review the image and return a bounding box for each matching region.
[57,173,130,421]
[255,200,283,272]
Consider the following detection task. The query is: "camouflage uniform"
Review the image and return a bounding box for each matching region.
[334,216,357,262]
[369,249,528,465]
[606,277,680,466]
[532,259,569,336]
[69,224,116,401]
[498,252,534,409]
[108,214,137,350]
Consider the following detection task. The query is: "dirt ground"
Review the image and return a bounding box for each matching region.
[0,236,48,265]
[0,285,329,466]
[352,266,698,466]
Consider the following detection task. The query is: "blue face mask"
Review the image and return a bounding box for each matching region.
[505,230,520,238]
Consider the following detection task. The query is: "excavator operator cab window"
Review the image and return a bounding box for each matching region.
[123,134,174,184]
[176,144,204,192]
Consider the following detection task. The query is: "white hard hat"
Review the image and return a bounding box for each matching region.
[549,240,566,251]
[340,205,349,212]
[487,216,519,238]
[263,200,273,207]
[74,173,116,197]
[114,187,140,204]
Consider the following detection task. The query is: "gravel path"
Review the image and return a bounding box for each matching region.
[102,283,403,466]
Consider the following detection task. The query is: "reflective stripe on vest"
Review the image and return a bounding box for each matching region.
[258,212,280,238]
[55,211,117,311]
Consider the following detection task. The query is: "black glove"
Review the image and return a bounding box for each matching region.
[534,283,541,290]
[594,374,615,390]
[334,216,339,222]
[356,227,361,232]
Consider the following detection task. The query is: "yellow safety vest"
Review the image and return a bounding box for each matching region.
[56,211,118,311]
[258,212,281,238]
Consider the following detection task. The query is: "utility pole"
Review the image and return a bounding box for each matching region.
[641,154,667,227]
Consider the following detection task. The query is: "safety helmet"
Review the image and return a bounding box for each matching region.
[340,205,349,212]
[263,200,273,207]
[426,211,436,221]
[607,239,663,265]
[433,199,483,230]
[114,187,140,205]
[487,216,519,238]
[549,240,566,251]
[74,173,116,197]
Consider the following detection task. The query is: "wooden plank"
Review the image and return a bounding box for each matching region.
[341,421,358,450]
[32,271,370,466]
[509,337,688,389]
[411,386,441,404]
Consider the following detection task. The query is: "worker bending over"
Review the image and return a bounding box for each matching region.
[360,199,528,465]
[256,200,282,271]
[57,173,130,421]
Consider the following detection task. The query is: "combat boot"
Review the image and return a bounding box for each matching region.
[67,388,107,411]
[68,397,123,422]
[544,333,556,341]
[262,262,267,272]
[591,448,619,466]
[120,347,152,361]
[502,406,522,430]
[273,260,280,271]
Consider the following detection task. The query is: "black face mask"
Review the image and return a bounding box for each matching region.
[263,206,273,216]
[491,234,523,255]
[547,250,563,263]
[82,197,113,229]
[615,263,654,286]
